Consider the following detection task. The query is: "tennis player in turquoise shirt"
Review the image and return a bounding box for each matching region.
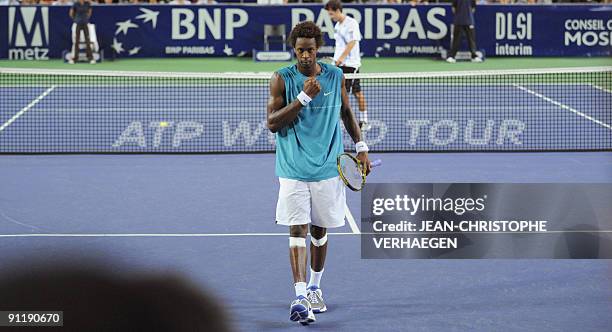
[266,21,370,325]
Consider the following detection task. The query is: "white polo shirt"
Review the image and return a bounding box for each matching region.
[333,15,362,69]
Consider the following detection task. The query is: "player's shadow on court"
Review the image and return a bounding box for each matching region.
[254,320,345,330]
[308,300,444,330]
[234,300,384,330]
[232,301,347,330]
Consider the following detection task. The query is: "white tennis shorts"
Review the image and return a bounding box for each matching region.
[275,176,346,228]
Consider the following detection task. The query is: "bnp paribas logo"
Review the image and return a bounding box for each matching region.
[8,6,49,60]
[111,7,160,57]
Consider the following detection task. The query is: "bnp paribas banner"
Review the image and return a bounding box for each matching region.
[0,4,610,60]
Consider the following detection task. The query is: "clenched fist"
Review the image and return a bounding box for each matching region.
[303,77,321,99]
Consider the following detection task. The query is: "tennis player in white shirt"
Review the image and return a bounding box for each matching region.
[325,0,369,131]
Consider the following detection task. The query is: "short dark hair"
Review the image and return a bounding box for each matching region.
[289,21,324,48]
[324,0,342,12]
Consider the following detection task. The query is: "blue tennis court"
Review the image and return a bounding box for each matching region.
[1,152,611,331]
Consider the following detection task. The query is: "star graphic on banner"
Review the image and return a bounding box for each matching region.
[136,8,159,29]
[112,38,124,54]
[223,44,233,56]
[128,46,141,55]
[115,19,138,36]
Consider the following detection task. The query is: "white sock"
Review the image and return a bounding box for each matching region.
[294,282,307,298]
[308,268,324,289]
[361,111,368,123]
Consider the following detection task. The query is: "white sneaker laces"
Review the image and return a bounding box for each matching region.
[308,291,319,304]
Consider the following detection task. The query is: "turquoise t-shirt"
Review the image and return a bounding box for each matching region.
[275,62,344,182]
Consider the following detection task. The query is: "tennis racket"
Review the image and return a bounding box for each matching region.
[337,153,382,192]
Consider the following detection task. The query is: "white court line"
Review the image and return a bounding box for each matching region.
[513,83,612,131]
[0,232,356,238]
[1,230,611,238]
[344,203,361,234]
[590,84,612,95]
[0,86,56,132]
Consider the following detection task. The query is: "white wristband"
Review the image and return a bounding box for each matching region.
[297,91,312,106]
[355,141,369,153]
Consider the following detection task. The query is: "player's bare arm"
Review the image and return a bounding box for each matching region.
[267,73,321,133]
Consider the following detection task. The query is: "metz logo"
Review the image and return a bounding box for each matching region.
[8,7,49,60]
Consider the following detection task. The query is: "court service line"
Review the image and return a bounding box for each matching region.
[344,203,361,234]
[0,86,56,133]
[1,230,611,238]
[513,84,612,131]
[0,232,357,238]
[590,84,612,95]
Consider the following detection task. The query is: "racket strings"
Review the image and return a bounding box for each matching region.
[340,158,363,188]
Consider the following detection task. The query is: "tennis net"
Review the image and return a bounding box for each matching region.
[0,67,610,153]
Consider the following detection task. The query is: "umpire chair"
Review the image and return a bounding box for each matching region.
[69,23,101,62]
[263,24,287,52]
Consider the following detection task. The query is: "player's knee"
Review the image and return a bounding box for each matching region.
[289,226,306,247]
[309,225,327,247]
[289,237,306,248]
[311,234,328,247]
[309,225,326,237]
[289,225,308,238]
